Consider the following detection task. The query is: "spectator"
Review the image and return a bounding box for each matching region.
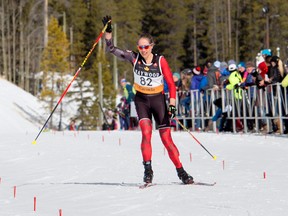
[204,97,232,132]
[268,56,287,133]
[246,61,267,131]
[219,61,230,85]
[198,64,210,129]
[173,72,182,91]
[238,61,254,130]
[203,59,212,75]
[189,66,203,128]
[69,119,77,131]
[238,62,248,84]
[282,73,288,87]
[226,63,244,131]
[242,62,255,87]
[179,70,192,116]
[117,97,130,130]
[246,61,265,89]
[202,60,221,92]
[256,49,272,66]
[102,109,116,130]
[268,56,285,84]
[172,72,182,116]
[120,78,135,103]
[258,61,269,80]
[120,78,137,129]
[226,63,243,98]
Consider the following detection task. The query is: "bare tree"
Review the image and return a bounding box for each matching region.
[1,0,8,79]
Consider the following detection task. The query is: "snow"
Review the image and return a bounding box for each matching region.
[0,78,46,133]
[1,78,288,216]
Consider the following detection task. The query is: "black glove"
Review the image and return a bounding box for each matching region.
[102,15,112,33]
[234,83,241,89]
[168,105,177,119]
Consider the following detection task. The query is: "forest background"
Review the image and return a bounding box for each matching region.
[1,0,288,129]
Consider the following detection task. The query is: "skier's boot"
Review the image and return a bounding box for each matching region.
[176,167,194,184]
[143,161,153,183]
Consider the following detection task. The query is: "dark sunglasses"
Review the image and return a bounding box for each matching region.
[137,44,152,50]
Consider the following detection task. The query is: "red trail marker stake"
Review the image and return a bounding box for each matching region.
[13,186,16,198]
[59,209,62,216]
[34,197,36,211]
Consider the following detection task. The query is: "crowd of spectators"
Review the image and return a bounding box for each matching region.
[173,49,288,134]
[105,49,288,134]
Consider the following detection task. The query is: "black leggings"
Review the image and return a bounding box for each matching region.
[134,92,170,129]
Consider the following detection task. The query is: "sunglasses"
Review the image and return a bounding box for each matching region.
[137,44,152,50]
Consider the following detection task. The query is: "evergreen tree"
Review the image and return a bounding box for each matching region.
[110,0,143,82]
[91,44,117,129]
[40,16,69,128]
[142,0,187,71]
[66,0,89,72]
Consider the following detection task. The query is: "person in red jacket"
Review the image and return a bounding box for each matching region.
[102,16,193,185]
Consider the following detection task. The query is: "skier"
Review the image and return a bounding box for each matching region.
[102,15,193,185]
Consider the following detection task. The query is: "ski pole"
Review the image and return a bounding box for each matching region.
[32,20,111,144]
[174,117,217,160]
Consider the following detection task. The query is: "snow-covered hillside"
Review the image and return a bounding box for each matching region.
[0,77,88,133]
[0,78,46,133]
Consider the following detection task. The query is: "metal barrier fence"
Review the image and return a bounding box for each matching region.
[174,83,288,134]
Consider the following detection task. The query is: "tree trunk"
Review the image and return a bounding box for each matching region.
[227,0,232,58]
[213,0,218,60]
[1,0,8,79]
[235,0,240,62]
[12,3,16,84]
[19,1,24,89]
[25,36,30,92]
[44,0,48,47]
[193,15,197,66]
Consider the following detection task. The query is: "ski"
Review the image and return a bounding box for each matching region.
[172,181,216,186]
[192,181,216,186]
[139,183,155,189]
[139,181,216,189]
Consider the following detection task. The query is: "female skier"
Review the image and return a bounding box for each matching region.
[102,16,193,184]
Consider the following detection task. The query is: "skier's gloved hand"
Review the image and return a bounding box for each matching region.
[102,15,112,33]
[168,105,177,119]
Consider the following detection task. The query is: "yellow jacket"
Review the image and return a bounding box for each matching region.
[282,74,288,87]
[226,70,243,99]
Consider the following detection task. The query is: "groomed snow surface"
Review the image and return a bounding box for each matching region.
[1,78,288,216]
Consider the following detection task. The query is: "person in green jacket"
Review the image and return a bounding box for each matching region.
[226,63,244,100]
[120,78,137,129]
[120,78,136,103]
[282,74,288,88]
[226,63,245,131]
